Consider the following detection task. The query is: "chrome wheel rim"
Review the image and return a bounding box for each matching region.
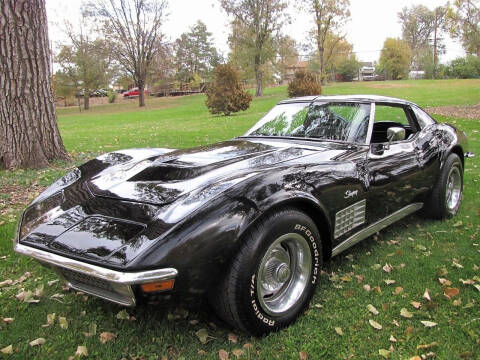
[257,233,311,316]
[445,165,462,211]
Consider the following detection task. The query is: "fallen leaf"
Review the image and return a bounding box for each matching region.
[228,333,238,343]
[383,263,393,273]
[2,317,14,324]
[47,279,59,286]
[356,275,364,283]
[75,346,88,357]
[99,332,116,344]
[363,284,371,292]
[196,328,209,344]
[415,244,427,251]
[423,289,431,301]
[116,309,130,320]
[460,279,475,285]
[29,338,45,347]
[379,349,391,358]
[405,326,414,338]
[0,279,13,287]
[453,220,463,227]
[411,301,421,309]
[438,278,452,286]
[84,322,97,337]
[299,350,308,360]
[453,298,462,306]
[243,343,253,350]
[0,345,13,354]
[34,284,44,297]
[369,319,382,330]
[198,350,207,356]
[340,275,352,282]
[417,342,438,350]
[473,284,480,292]
[444,287,460,299]
[232,348,244,358]
[367,304,379,315]
[389,335,397,342]
[385,279,396,285]
[59,316,68,329]
[400,308,413,318]
[393,286,403,295]
[334,327,343,336]
[392,319,400,327]
[452,260,464,269]
[42,313,56,328]
[409,357,422,360]
[218,349,229,360]
[420,320,438,327]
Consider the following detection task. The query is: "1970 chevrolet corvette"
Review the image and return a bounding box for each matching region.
[15,95,473,335]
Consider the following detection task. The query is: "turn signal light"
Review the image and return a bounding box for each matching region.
[140,279,175,293]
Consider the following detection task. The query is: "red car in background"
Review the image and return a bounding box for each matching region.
[123,87,149,98]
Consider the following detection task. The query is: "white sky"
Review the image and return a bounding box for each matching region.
[45,0,465,64]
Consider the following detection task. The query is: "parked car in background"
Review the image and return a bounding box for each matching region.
[14,95,473,335]
[123,87,149,98]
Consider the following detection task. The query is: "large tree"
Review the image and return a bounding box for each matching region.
[90,0,168,107]
[174,21,222,83]
[378,38,412,80]
[221,0,289,97]
[56,17,115,110]
[0,0,70,169]
[303,0,350,83]
[447,0,480,56]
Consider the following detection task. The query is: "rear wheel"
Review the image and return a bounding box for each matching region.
[210,208,322,335]
[424,153,463,219]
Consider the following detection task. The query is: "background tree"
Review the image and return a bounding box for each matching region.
[56,17,115,110]
[205,64,252,116]
[174,21,222,83]
[447,0,480,56]
[221,0,289,97]
[275,35,299,83]
[378,38,412,80]
[90,0,168,107]
[335,55,360,81]
[0,0,70,169]
[302,0,350,83]
[398,5,435,70]
[287,69,322,97]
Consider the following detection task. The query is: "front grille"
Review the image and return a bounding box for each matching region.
[60,268,135,306]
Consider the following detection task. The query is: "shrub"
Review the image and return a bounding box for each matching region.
[107,90,117,103]
[205,64,252,116]
[446,55,480,79]
[287,70,322,98]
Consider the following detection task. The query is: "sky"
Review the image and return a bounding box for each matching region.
[45,0,465,64]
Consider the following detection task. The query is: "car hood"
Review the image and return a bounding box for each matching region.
[86,139,325,205]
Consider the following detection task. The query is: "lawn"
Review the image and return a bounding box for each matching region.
[0,79,479,359]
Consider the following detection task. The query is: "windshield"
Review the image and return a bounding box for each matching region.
[245,102,371,143]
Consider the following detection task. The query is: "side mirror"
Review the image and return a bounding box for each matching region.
[385,127,405,149]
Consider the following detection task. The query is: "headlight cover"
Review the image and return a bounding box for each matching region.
[19,191,65,241]
[32,168,81,205]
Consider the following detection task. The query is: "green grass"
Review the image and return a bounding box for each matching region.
[1,79,479,359]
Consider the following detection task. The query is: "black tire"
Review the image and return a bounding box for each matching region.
[424,153,463,219]
[210,208,322,335]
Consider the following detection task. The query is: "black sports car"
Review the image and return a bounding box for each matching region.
[15,95,473,335]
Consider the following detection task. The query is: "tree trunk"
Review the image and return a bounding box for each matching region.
[138,83,145,107]
[254,55,263,97]
[84,93,90,110]
[0,0,70,169]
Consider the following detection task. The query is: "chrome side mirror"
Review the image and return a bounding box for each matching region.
[385,127,406,149]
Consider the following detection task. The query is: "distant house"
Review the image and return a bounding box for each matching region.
[409,70,425,79]
[282,61,309,83]
[358,61,376,81]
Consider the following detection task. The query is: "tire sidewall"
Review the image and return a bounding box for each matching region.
[237,210,322,335]
[442,155,463,217]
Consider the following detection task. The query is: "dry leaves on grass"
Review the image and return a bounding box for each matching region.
[335,327,344,336]
[0,345,13,355]
[400,308,414,318]
[367,304,379,315]
[75,346,88,357]
[420,320,438,328]
[83,323,97,337]
[299,350,308,360]
[2,317,14,324]
[42,313,55,328]
[227,333,238,343]
[426,103,480,120]
[59,316,68,329]
[411,301,422,309]
[369,319,382,330]
[444,287,460,299]
[99,332,116,344]
[379,349,391,358]
[29,338,45,347]
[231,349,244,358]
[218,349,229,360]
[196,328,210,344]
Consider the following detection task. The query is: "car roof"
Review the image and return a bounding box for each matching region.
[278,94,417,106]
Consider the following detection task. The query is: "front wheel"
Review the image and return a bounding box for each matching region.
[424,153,463,219]
[210,208,322,335]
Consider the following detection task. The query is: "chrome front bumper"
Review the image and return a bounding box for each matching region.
[14,243,178,306]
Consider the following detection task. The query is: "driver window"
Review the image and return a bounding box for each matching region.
[371,105,415,144]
